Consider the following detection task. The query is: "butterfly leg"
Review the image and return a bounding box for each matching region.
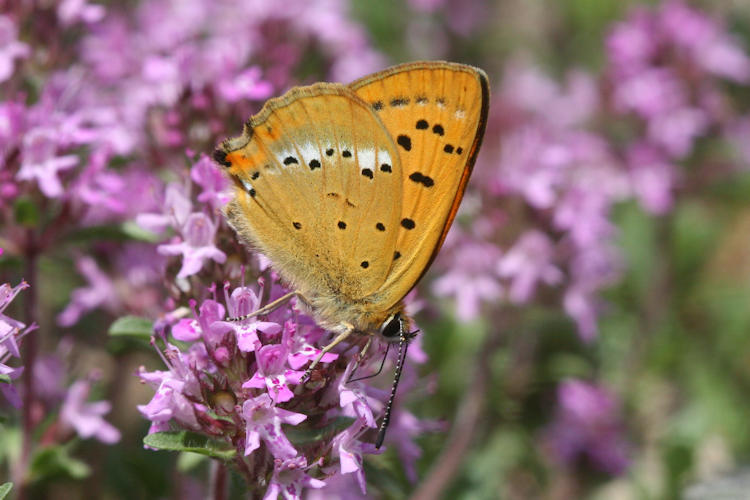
[227,291,301,321]
[346,336,374,383]
[300,323,355,383]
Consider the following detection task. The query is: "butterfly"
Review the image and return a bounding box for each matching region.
[213,61,489,446]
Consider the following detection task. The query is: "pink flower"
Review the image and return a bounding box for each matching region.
[241,393,306,459]
[57,256,119,327]
[433,240,503,321]
[263,456,326,500]
[243,344,304,403]
[542,380,629,475]
[16,128,79,198]
[332,422,380,494]
[60,380,121,444]
[0,15,30,82]
[213,284,282,352]
[157,213,227,279]
[216,66,274,103]
[190,155,231,210]
[498,231,562,303]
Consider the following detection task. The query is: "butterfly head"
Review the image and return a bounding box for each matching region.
[378,311,409,343]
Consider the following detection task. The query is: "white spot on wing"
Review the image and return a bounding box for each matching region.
[277,150,295,167]
[455,109,466,119]
[241,179,253,192]
[357,147,375,171]
[378,150,392,166]
[298,142,319,164]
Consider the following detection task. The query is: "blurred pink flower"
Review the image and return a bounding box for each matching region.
[498,230,562,304]
[157,213,227,279]
[0,15,30,82]
[543,380,629,475]
[433,239,503,321]
[60,379,121,444]
[57,256,119,327]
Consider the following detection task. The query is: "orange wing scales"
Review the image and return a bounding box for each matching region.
[350,62,489,309]
[219,84,403,302]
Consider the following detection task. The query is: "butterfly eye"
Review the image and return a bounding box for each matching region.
[379,312,402,339]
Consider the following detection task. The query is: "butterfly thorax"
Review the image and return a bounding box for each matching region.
[300,289,406,338]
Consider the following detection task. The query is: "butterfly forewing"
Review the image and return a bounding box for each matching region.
[220,84,403,300]
[350,62,489,309]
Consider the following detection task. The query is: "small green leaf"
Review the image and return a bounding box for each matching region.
[143,431,236,460]
[286,416,356,446]
[0,374,11,384]
[31,445,90,480]
[108,316,153,341]
[0,483,12,500]
[121,220,161,242]
[13,198,39,227]
[177,451,208,472]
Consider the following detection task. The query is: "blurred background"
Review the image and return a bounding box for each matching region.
[3,0,750,498]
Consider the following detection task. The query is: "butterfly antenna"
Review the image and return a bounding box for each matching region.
[348,341,391,383]
[375,331,413,449]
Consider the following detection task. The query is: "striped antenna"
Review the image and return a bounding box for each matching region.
[375,331,412,449]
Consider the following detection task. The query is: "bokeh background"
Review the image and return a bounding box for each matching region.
[3,0,750,498]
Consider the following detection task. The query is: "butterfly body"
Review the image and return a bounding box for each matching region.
[215,61,488,345]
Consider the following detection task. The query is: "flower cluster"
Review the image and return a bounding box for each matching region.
[433,1,750,342]
[137,278,428,496]
[0,280,34,407]
[607,0,750,213]
[542,379,629,475]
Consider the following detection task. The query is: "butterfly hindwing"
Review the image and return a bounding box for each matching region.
[219,84,403,301]
[350,61,490,309]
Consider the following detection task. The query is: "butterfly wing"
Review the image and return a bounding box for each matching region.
[216,84,403,301]
[349,61,490,309]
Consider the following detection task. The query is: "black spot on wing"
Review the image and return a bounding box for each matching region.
[372,101,383,111]
[283,156,298,165]
[342,150,352,158]
[408,172,434,187]
[416,119,428,130]
[308,159,321,170]
[251,171,260,179]
[380,163,392,173]
[397,135,412,151]
[443,144,454,154]
[390,97,410,107]
[361,168,373,179]
[416,96,428,104]
[393,251,401,260]
[376,222,385,231]
[213,149,231,167]
[293,222,301,229]
[326,148,334,156]
[456,147,463,155]
[338,221,347,229]
[248,188,256,197]
[360,261,369,269]
[432,124,444,136]
[401,218,415,230]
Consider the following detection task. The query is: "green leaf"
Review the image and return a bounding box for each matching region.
[177,451,208,472]
[108,316,153,341]
[285,417,355,446]
[31,445,91,480]
[0,483,12,500]
[121,220,161,242]
[143,431,236,460]
[13,198,39,227]
[0,374,11,384]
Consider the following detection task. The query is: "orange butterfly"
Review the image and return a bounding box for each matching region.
[214,61,488,445]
